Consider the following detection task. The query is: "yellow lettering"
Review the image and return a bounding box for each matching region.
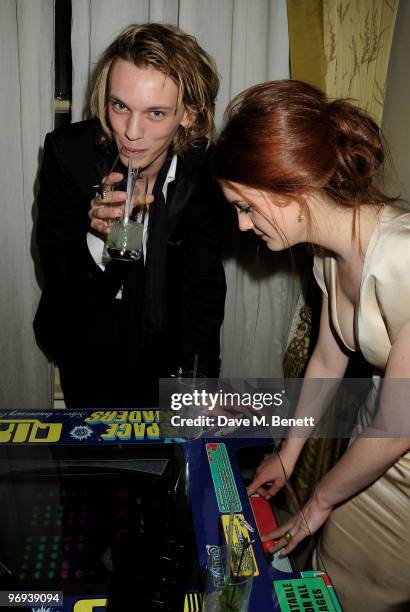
[100,424,118,440]
[0,422,16,443]
[73,599,107,612]
[114,411,128,423]
[29,422,62,443]
[133,423,146,439]
[128,411,142,423]
[84,411,104,423]
[100,421,160,441]
[100,411,118,423]
[13,423,32,443]
[0,420,62,444]
[142,410,159,424]
[146,423,160,440]
[116,423,132,440]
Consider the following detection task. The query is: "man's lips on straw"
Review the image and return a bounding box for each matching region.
[122,145,145,156]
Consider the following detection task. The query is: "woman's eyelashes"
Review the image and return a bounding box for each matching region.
[234,203,252,214]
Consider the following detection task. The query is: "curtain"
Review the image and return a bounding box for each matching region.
[288,0,399,126]
[323,0,399,125]
[382,0,410,203]
[287,0,326,90]
[0,0,54,408]
[71,0,299,379]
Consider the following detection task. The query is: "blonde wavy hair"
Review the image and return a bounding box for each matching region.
[90,23,219,154]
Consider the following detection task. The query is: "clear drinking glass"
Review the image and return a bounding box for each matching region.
[202,544,254,612]
[174,370,207,440]
[104,173,148,262]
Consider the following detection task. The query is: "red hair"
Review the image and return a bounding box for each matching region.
[214,80,395,208]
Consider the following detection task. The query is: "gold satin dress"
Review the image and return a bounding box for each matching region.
[311,205,410,611]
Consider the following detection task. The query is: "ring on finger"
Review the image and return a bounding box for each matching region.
[101,183,112,200]
[95,182,112,200]
[283,530,293,543]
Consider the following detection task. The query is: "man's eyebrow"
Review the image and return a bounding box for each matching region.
[146,106,174,111]
[108,96,174,112]
[108,95,126,104]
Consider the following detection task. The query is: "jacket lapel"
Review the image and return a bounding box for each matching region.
[93,137,119,185]
[165,173,197,239]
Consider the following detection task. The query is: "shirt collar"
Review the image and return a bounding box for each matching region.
[165,153,178,185]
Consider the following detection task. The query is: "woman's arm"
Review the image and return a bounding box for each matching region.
[248,295,350,497]
[313,318,410,506]
[266,320,410,555]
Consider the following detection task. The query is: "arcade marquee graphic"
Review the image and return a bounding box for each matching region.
[0,410,162,446]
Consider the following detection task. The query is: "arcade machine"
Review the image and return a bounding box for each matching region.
[0,409,342,611]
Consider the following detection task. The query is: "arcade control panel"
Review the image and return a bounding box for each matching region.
[185,439,343,612]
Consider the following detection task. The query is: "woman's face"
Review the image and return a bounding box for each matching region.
[221,181,306,251]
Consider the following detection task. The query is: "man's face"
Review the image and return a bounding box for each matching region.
[107,59,190,177]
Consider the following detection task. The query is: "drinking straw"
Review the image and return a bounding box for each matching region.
[123,157,139,225]
[226,538,256,610]
[235,539,256,578]
[225,499,235,580]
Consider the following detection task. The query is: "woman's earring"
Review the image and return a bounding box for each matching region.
[297,206,304,223]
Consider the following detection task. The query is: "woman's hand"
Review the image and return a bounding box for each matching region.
[246,449,296,499]
[263,493,333,556]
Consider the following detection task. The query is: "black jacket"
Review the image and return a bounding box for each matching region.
[34,119,226,378]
